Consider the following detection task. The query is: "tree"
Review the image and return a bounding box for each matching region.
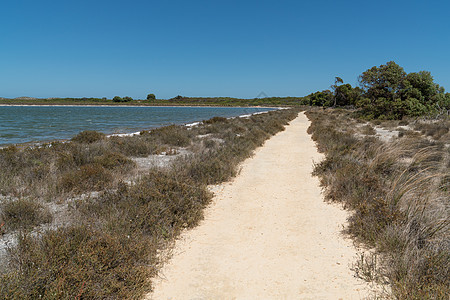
[331,77,343,107]
[357,61,447,118]
[334,84,362,106]
[146,94,156,100]
[123,96,133,102]
[359,61,407,102]
[112,96,123,102]
[307,90,333,107]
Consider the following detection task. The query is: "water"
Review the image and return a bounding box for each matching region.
[0,106,276,146]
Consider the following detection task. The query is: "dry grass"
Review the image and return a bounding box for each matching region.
[307,108,449,299]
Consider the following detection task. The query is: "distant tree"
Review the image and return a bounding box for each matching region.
[123,96,133,102]
[112,96,123,102]
[146,93,156,100]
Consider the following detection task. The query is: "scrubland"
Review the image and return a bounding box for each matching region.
[0,108,299,299]
[1,105,448,299]
[307,109,449,299]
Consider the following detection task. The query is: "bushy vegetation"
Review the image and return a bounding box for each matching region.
[0,198,52,231]
[357,61,449,119]
[0,108,299,299]
[307,109,449,299]
[113,96,133,102]
[71,130,106,143]
[305,61,450,119]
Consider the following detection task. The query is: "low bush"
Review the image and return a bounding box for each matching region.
[0,198,52,231]
[71,130,106,144]
[413,121,450,140]
[202,116,228,124]
[144,125,192,147]
[59,163,113,193]
[93,152,136,171]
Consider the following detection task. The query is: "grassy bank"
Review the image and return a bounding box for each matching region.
[0,108,300,299]
[306,109,449,299]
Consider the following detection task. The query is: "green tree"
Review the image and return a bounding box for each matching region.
[146,94,156,100]
[356,61,447,119]
[123,96,133,102]
[112,96,123,102]
[307,90,333,107]
[335,84,361,106]
[359,61,407,102]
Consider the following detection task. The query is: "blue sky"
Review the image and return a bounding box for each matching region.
[1,0,449,99]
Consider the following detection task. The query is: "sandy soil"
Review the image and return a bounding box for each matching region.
[146,113,369,300]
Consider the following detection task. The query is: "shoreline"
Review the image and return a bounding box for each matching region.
[0,108,280,148]
[0,104,281,108]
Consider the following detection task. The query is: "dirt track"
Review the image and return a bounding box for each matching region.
[146,113,369,299]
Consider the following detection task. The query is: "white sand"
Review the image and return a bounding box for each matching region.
[146,112,369,300]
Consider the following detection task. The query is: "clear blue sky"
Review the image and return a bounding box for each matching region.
[1,0,449,99]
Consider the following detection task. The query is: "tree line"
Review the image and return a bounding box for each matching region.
[305,61,450,119]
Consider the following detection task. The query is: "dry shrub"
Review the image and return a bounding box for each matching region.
[144,125,191,147]
[71,130,105,143]
[107,135,161,157]
[360,124,376,135]
[414,121,450,140]
[59,163,113,193]
[93,152,135,171]
[202,116,228,124]
[1,226,153,299]
[0,198,52,231]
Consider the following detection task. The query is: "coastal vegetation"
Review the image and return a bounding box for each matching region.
[0,108,299,299]
[0,61,448,299]
[307,108,449,298]
[307,61,450,119]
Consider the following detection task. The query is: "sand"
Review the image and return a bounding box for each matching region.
[146,112,369,300]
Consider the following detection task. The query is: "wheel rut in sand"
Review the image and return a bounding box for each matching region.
[146,112,369,300]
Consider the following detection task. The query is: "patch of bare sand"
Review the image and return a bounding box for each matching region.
[146,113,370,300]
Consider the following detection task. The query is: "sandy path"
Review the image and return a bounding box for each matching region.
[146,113,368,300]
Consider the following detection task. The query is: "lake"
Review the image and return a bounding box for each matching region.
[0,106,276,146]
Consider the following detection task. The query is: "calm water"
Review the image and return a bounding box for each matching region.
[0,106,276,146]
